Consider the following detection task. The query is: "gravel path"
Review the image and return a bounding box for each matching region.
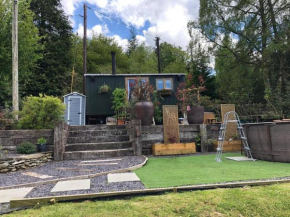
[25,174,146,198]
[0,156,146,187]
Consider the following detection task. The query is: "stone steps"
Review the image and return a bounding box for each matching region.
[69,125,126,131]
[65,141,132,151]
[67,135,130,144]
[68,129,127,137]
[63,148,134,160]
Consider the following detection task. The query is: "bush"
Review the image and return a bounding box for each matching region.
[18,94,65,129]
[16,142,37,154]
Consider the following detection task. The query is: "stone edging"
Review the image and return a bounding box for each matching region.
[0,155,148,190]
[0,153,53,173]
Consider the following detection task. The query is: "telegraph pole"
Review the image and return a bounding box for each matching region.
[156,37,161,74]
[83,4,87,95]
[12,0,19,119]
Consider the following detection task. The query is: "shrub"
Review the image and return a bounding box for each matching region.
[18,94,65,129]
[37,137,47,144]
[16,142,37,154]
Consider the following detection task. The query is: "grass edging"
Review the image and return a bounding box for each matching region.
[10,177,290,208]
[0,156,148,191]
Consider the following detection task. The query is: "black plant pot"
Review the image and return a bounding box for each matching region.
[37,143,47,152]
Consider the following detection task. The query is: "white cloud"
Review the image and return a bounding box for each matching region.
[76,23,109,38]
[61,0,200,51]
[112,35,128,51]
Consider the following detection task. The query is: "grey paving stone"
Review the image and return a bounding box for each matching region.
[51,179,90,192]
[0,187,34,203]
[108,173,140,183]
[226,157,257,161]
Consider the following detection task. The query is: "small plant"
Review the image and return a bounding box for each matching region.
[153,91,163,123]
[131,78,154,101]
[16,142,37,154]
[111,88,127,120]
[195,134,201,146]
[37,137,47,145]
[99,84,110,93]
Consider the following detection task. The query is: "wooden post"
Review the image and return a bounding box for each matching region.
[200,124,208,152]
[133,119,142,156]
[54,121,68,161]
[12,0,19,119]
[156,37,161,74]
[83,4,87,95]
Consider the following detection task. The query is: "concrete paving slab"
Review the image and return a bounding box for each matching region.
[22,172,53,179]
[55,167,93,172]
[226,157,256,161]
[81,159,122,163]
[51,179,90,192]
[77,163,118,166]
[0,187,33,203]
[108,173,140,183]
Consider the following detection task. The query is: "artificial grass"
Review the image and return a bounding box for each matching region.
[4,183,290,217]
[135,153,290,188]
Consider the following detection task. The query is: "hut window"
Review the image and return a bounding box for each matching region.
[156,78,173,90]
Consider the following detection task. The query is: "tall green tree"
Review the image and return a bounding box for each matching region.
[29,0,73,96]
[126,27,138,56]
[0,0,41,107]
[195,0,290,116]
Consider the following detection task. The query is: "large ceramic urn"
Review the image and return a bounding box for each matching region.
[187,105,204,124]
[134,101,154,126]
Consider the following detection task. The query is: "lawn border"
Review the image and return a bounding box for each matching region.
[0,156,148,191]
[10,177,290,208]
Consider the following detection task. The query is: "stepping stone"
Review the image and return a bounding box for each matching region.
[81,159,122,163]
[0,187,33,203]
[107,173,140,183]
[226,157,257,161]
[51,179,90,192]
[22,172,53,179]
[77,163,118,166]
[56,167,93,172]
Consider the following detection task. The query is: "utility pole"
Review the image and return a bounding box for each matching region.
[12,0,19,119]
[156,37,161,74]
[83,4,87,95]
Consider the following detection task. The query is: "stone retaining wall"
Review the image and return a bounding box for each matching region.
[141,124,220,155]
[0,130,54,153]
[0,152,53,173]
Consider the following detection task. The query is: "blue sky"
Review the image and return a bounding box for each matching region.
[61,0,201,51]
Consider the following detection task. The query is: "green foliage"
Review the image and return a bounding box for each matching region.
[28,0,73,96]
[18,95,65,129]
[111,88,127,119]
[37,137,47,145]
[98,85,110,93]
[152,91,163,123]
[0,0,42,107]
[16,142,37,154]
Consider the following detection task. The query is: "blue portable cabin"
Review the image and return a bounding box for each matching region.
[63,92,86,125]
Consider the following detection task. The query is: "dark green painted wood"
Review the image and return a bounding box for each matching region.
[85,74,185,116]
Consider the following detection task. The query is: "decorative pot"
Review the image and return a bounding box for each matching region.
[37,143,47,152]
[117,119,125,125]
[187,105,204,124]
[134,101,154,126]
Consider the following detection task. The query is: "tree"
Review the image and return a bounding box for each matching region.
[195,0,290,116]
[159,42,188,74]
[29,0,73,96]
[0,0,41,107]
[127,27,138,56]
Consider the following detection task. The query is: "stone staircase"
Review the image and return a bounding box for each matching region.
[63,125,134,160]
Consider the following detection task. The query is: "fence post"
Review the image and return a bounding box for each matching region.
[54,121,68,161]
[200,124,208,152]
[127,120,142,156]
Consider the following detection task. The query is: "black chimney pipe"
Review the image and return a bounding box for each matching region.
[111,51,116,75]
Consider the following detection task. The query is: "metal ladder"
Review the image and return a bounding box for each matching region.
[215,111,254,162]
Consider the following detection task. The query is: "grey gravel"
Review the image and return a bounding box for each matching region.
[0,156,146,187]
[25,174,146,198]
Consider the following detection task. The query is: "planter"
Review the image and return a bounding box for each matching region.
[37,143,47,152]
[187,106,204,124]
[134,101,154,126]
[117,119,125,125]
[152,143,196,156]
[213,140,242,152]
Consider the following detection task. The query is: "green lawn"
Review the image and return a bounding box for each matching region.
[5,183,290,217]
[135,153,290,188]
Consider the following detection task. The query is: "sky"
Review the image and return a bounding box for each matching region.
[60,0,200,51]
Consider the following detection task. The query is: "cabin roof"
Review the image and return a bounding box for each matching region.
[84,73,186,77]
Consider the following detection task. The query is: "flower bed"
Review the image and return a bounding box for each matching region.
[0,152,52,173]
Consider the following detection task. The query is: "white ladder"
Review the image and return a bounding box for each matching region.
[215,111,254,162]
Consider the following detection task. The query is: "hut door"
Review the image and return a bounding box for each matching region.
[68,96,82,125]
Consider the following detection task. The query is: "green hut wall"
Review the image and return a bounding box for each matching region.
[85,74,185,117]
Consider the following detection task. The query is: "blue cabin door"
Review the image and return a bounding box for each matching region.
[68,96,82,125]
